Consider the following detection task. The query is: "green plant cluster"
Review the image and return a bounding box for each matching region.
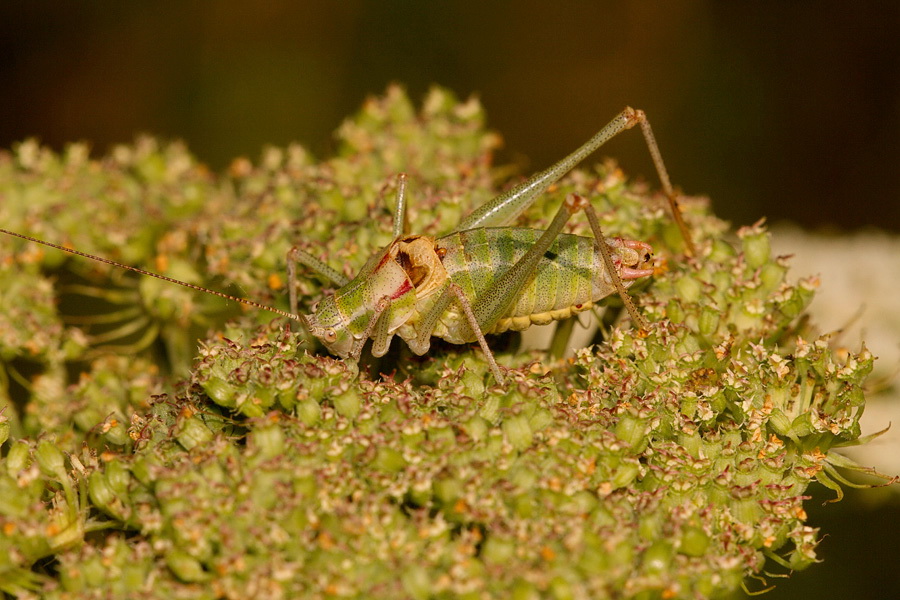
[0,87,891,598]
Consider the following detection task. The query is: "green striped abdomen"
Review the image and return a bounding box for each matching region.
[434,228,618,341]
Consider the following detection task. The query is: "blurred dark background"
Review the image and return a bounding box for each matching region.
[2,2,898,232]
[2,3,899,598]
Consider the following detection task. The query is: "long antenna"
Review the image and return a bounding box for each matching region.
[0,228,304,323]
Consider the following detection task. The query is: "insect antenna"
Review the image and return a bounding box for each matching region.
[0,228,306,326]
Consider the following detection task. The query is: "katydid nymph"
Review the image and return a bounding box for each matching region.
[1,107,693,387]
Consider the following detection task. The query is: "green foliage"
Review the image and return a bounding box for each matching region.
[0,86,892,598]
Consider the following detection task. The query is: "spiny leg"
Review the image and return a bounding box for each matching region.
[456,107,694,255]
[634,114,696,256]
[447,283,505,385]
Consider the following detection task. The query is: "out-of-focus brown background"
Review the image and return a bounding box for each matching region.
[2,2,899,232]
[2,3,899,598]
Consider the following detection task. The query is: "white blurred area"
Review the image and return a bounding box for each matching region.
[771,226,900,477]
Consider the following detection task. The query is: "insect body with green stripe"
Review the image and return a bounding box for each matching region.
[1,108,693,387]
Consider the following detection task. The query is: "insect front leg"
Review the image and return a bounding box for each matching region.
[286,247,349,318]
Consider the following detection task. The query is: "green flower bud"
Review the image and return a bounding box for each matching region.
[511,579,539,599]
[759,262,786,294]
[0,472,31,517]
[513,493,536,518]
[610,462,640,490]
[372,447,406,473]
[528,407,553,432]
[4,440,35,478]
[479,395,501,423]
[503,414,533,451]
[250,424,285,459]
[103,419,130,446]
[175,417,214,450]
[238,388,275,417]
[427,425,455,446]
[407,483,431,507]
[333,388,360,419]
[304,372,328,403]
[276,385,301,411]
[742,230,770,269]
[615,415,647,451]
[461,367,486,398]
[482,535,516,565]
[642,540,674,574]
[567,490,598,514]
[666,299,685,324]
[105,459,131,496]
[732,299,765,332]
[88,471,116,511]
[549,576,575,600]
[698,306,720,336]
[297,396,322,426]
[464,415,489,442]
[165,549,208,583]
[130,455,155,487]
[788,532,818,571]
[401,565,431,600]
[708,239,737,262]
[36,439,66,479]
[767,408,793,438]
[434,477,463,505]
[732,498,763,526]
[68,554,107,589]
[202,376,236,408]
[679,525,710,557]
[678,431,702,460]
[676,274,702,304]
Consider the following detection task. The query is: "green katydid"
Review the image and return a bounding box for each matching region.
[0,107,693,386]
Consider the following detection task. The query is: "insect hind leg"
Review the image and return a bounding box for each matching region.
[456,108,695,256]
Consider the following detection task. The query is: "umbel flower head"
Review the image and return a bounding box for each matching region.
[0,86,893,598]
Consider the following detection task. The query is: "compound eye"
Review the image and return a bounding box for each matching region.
[323,328,337,343]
